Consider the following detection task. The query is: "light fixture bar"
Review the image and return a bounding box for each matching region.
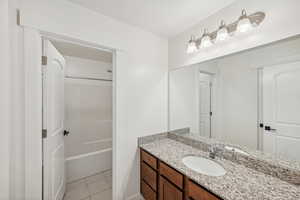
[187,10,266,53]
[199,11,265,43]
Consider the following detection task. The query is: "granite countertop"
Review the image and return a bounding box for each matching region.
[140,138,300,200]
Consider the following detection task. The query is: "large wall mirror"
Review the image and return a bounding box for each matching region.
[169,35,300,162]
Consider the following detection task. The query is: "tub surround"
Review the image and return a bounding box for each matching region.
[138,131,300,200]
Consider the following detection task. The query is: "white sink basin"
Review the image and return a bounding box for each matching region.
[225,146,249,156]
[182,156,226,176]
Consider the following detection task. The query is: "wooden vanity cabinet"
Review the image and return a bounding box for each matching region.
[141,180,157,200]
[187,180,220,200]
[140,149,158,200]
[159,176,183,200]
[140,148,222,200]
[141,162,157,190]
[160,162,183,189]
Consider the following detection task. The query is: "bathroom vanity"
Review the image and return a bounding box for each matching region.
[140,148,221,200]
[138,131,300,200]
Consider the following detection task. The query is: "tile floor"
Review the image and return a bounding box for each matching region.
[64,170,112,200]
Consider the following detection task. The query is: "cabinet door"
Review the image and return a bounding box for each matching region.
[141,180,156,200]
[188,180,220,200]
[159,176,182,200]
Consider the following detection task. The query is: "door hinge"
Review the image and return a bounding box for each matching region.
[42,129,47,138]
[16,9,21,25]
[210,111,213,116]
[42,56,48,65]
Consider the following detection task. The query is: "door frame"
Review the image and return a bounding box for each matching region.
[23,27,117,200]
[256,54,300,151]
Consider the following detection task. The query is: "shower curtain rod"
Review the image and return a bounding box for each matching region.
[65,75,112,82]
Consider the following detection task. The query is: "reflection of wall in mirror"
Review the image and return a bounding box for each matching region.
[169,60,218,135]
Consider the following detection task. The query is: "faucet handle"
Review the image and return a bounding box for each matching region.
[209,144,224,159]
[210,143,222,151]
[209,145,216,153]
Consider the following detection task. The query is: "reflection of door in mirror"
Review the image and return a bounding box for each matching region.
[198,72,214,138]
[262,61,300,161]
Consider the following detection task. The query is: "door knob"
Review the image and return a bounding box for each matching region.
[265,126,276,131]
[64,130,70,136]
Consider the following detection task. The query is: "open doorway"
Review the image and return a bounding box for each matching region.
[42,39,113,200]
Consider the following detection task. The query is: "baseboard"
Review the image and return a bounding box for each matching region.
[126,193,143,200]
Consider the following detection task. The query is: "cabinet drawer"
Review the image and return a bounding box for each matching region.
[141,149,157,170]
[141,162,157,191]
[141,180,156,200]
[160,162,183,189]
[188,180,220,200]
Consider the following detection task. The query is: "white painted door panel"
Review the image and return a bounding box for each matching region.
[263,61,300,161]
[43,40,66,200]
[199,73,212,138]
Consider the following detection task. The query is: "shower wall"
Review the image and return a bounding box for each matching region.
[64,56,112,182]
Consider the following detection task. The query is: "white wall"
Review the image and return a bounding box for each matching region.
[16,0,168,199]
[169,0,300,69]
[215,54,257,149]
[169,67,198,132]
[1,0,24,199]
[169,60,218,134]
[0,1,11,199]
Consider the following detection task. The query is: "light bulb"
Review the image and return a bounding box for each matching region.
[200,29,213,48]
[186,36,197,54]
[216,21,229,42]
[237,9,253,33]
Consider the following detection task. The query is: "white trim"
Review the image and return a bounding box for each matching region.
[40,30,118,52]
[112,50,118,200]
[24,27,43,200]
[255,54,300,69]
[126,193,142,200]
[23,27,117,200]
[167,65,170,131]
[257,68,263,151]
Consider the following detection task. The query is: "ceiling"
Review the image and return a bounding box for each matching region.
[51,40,113,63]
[68,0,236,37]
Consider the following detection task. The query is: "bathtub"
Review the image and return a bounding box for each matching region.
[65,147,112,183]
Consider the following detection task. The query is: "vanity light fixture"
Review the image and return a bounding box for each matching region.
[186,9,265,54]
[186,35,198,54]
[200,29,213,48]
[237,9,253,33]
[216,20,229,42]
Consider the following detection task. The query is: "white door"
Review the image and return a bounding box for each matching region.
[262,61,300,161]
[43,40,66,200]
[199,73,212,138]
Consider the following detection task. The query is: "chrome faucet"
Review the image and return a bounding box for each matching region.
[209,144,224,159]
[209,145,218,159]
